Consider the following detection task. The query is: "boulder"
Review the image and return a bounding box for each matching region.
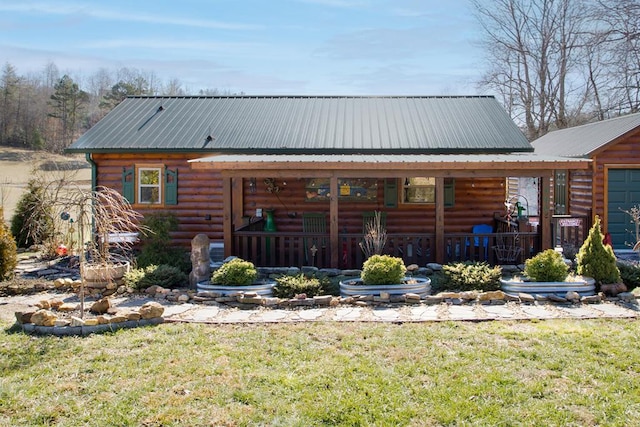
[139,302,165,319]
[31,309,57,326]
[90,298,111,314]
[15,309,37,324]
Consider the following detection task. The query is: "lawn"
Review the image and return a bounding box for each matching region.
[2,318,640,426]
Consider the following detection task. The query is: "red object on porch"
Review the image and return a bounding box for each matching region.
[603,232,613,248]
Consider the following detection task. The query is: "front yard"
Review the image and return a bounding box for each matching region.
[2,318,639,426]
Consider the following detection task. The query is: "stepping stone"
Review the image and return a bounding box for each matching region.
[446,305,478,321]
[371,307,400,322]
[480,305,517,319]
[332,307,364,321]
[408,305,439,321]
[589,303,639,318]
[554,305,598,318]
[519,305,559,319]
[253,310,289,322]
[219,310,254,323]
[296,308,327,321]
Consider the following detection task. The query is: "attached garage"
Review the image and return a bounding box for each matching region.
[607,168,640,248]
[533,112,640,251]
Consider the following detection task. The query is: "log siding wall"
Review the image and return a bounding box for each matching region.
[92,153,509,248]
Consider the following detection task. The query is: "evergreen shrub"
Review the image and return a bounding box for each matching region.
[124,264,188,290]
[137,212,190,273]
[273,274,330,298]
[442,261,502,292]
[0,207,18,280]
[211,258,257,286]
[524,249,568,282]
[576,216,620,285]
[361,254,406,285]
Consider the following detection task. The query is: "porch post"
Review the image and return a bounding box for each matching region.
[222,177,233,258]
[435,177,445,264]
[330,175,339,268]
[540,175,552,250]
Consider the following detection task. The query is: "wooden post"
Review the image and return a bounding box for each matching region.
[222,177,233,258]
[435,177,445,264]
[540,175,552,250]
[330,175,339,268]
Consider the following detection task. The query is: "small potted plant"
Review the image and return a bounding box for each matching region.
[340,254,430,297]
[501,249,595,296]
[197,257,275,296]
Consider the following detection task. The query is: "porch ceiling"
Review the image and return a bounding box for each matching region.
[189,153,590,178]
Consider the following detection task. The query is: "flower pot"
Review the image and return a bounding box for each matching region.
[197,280,276,296]
[500,276,596,297]
[339,277,431,298]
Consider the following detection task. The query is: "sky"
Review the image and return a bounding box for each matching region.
[0,0,486,95]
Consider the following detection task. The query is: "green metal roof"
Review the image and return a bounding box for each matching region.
[68,95,532,154]
[532,112,640,157]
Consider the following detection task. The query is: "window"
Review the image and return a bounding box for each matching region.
[138,167,161,204]
[122,165,178,206]
[403,177,435,203]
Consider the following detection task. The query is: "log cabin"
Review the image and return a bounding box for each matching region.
[67,95,589,269]
[532,112,640,251]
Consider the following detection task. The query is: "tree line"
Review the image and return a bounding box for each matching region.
[473,0,640,140]
[0,62,235,153]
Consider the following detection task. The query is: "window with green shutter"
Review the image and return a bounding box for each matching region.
[121,165,178,206]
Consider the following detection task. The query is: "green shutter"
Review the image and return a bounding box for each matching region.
[122,167,134,203]
[384,178,397,208]
[444,178,455,207]
[165,167,178,205]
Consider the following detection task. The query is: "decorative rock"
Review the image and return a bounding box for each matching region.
[53,278,66,288]
[438,292,460,299]
[460,291,478,301]
[57,302,79,312]
[301,266,319,274]
[329,297,340,307]
[618,292,636,302]
[31,309,57,326]
[109,315,127,323]
[198,291,222,298]
[548,294,567,303]
[319,268,341,277]
[503,293,520,302]
[145,285,162,295]
[565,291,581,302]
[15,309,37,324]
[262,297,280,307]
[601,283,627,296]
[426,263,442,271]
[70,316,85,327]
[139,302,165,319]
[36,299,51,309]
[406,264,419,272]
[96,315,110,324]
[90,298,111,314]
[379,291,391,300]
[84,318,99,326]
[424,296,443,305]
[313,295,333,305]
[49,298,64,309]
[295,293,307,299]
[534,294,548,301]
[177,294,190,303]
[404,293,421,301]
[239,297,264,305]
[478,290,505,301]
[54,319,71,327]
[518,292,535,303]
[341,269,362,277]
[581,295,602,304]
[120,311,140,321]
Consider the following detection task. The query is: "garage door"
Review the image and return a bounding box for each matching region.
[608,169,640,248]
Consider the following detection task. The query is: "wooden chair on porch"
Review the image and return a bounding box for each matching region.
[302,213,327,265]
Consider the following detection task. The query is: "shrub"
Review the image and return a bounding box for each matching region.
[617,261,640,291]
[361,255,406,285]
[212,258,257,286]
[10,179,54,248]
[0,207,18,280]
[124,264,188,290]
[524,249,568,282]
[442,261,502,292]
[137,212,190,273]
[273,274,331,298]
[576,216,620,285]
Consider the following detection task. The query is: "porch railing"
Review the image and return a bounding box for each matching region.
[233,230,540,269]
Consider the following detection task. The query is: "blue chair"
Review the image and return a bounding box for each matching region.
[468,224,493,260]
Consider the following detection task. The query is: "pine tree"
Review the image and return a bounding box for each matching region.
[576,216,621,285]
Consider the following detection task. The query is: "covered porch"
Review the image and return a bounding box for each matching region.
[190,154,590,269]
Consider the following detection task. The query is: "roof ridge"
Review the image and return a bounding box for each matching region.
[125,95,496,100]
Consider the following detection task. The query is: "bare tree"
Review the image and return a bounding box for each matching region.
[473,0,592,139]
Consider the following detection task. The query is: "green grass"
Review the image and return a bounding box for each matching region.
[2,319,640,426]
